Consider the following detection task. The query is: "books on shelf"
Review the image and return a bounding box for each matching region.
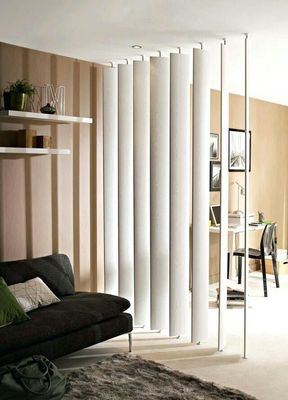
[216,281,246,306]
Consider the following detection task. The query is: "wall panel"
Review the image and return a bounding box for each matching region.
[0,44,27,261]
[103,67,118,295]
[54,56,74,265]
[26,49,53,258]
[96,67,105,292]
[118,64,134,313]
[78,61,91,291]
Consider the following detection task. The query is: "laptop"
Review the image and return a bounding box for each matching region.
[210,205,239,228]
[210,205,221,226]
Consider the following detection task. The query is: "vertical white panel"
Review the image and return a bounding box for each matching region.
[118,64,134,314]
[150,56,170,333]
[133,60,151,328]
[218,42,229,350]
[192,49,210,343]
[103,67,118,295]
[170,53,191,337]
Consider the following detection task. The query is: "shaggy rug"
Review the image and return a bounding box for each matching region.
[64,354,257,400]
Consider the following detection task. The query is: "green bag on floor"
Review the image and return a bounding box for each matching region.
[0,355,67,399]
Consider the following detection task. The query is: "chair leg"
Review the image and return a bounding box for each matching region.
[227,252,230,279]
[238,257,242,284]
[261,255,268,297]
[271,254,280,288]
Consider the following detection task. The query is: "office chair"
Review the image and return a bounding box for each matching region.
[233,223,279,297]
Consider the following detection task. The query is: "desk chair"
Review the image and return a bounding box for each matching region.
[233,223,279,297]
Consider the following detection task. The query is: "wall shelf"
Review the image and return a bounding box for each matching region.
[0,110,93,125]
[0,147,70,155]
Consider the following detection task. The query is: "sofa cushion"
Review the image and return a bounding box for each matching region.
[0,292,130,355]
[8,277,60,312]
[0,277,30,328]
[0,254,74,297]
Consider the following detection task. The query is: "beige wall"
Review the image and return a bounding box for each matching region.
[0,42,104,292]
[210,90,288,281]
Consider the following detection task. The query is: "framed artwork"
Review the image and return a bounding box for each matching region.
[210,161,221,192]
[210,133,219,159]
[228,128,251,171]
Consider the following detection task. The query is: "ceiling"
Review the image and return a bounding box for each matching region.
[0,0,288,105]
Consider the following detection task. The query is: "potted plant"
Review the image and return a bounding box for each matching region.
[4,79,35,111]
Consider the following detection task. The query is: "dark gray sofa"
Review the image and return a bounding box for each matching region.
[0,254,133,367]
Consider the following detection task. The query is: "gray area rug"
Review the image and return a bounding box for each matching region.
[64,354,257,399]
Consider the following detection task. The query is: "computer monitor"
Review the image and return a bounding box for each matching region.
[210,205,221,226]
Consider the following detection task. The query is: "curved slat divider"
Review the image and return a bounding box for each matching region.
[192,48,210,343]
[150,56,170,333]
[170,53,191,337]
[133,60,151,328]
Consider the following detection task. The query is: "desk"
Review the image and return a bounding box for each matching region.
[209,224,265,278]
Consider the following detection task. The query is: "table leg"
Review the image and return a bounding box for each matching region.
[235,232,241,281]
[228,232,234,279]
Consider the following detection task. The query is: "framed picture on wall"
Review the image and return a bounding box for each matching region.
[228,128,251,171]
[210,161,221,192]
[210,133,219,159]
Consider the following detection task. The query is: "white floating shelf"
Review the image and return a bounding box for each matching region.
[0,147,70,155]
[0,110,93,125]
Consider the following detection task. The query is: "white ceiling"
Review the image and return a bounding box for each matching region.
[1,0,288,105]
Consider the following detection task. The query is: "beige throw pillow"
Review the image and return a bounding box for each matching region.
[8,277,60,312]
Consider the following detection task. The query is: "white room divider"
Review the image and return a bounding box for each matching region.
[150,56,170,333]
[170,52,191,337]
[218,41,229,351]
[133,59,151,328]
[192,48,210,343]
[118,63,134,314]
[101,47,214,338]
[103,66,119,295]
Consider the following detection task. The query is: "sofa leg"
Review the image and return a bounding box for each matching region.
[128,333,132,353]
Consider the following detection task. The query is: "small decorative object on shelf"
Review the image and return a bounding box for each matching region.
[40,103,56,114]
[258,211,265,223]
[35,135,53,149]
[17,129,36,148]
[3,79,35,111]
[31,84,65,114]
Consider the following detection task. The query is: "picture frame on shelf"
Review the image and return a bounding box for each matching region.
[228,128,251,171]
[210,133,219,159]
[210,161,221,192]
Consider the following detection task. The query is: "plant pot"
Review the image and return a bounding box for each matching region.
[3,91,11,110]
[9,92,29,111]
